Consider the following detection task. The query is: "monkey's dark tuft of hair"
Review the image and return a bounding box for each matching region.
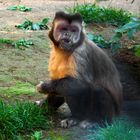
[55,11,83,23]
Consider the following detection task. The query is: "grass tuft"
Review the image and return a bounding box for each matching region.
[30,131,65,140]
[0,101,49,140]
[66,4,131,26]
[87,118,140,140]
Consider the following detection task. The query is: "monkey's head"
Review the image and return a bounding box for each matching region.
[49,11,84,52]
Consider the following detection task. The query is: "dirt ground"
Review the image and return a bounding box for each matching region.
[0,0,140,139]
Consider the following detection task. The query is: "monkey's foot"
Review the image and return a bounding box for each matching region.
[79,120,98,129]
[60,118,78,128]
[35,99,47,107]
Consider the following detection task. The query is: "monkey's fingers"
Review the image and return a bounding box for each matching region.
[36,81,45,94]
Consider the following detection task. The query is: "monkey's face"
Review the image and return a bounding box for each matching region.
[49,12,84,52]
[53,20,82,51]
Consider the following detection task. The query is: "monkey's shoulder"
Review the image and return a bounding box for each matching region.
[75,38,108,61]
[74,38,118,78]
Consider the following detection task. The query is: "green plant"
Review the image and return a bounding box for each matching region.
[113,17,140,40]
[15,18,49,30]
[15,102,49,131]
[0,38,33,49]
[7,5,32,12]
[0,101,49,140]
[30,131,65,140]
[46,131,65,140]
[87,33,121,53]
[87,119,140,140]
[31,131,43,140]
[66,4,131,26]
[124,44,140,57]
[0,38,13,44]
[109,18,140,52]
[12,39,33,48]
[87,33,110,48]
[134,45,140,57]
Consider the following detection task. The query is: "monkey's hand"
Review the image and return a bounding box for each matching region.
[36,81,54,94]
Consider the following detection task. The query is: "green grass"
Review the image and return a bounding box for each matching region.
[134,45,140,57]
[0,101,49,140]
[87,119,140,140]
[66,4,131,26]
[46,131,66,140]
[30,131,65,140]
[0,81,35,97]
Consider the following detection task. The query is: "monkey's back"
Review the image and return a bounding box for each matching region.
[73,37,123,113]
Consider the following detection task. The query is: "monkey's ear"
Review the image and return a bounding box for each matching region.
[55,11,65,19]
[54,11,66,20]
[73,13,83,24]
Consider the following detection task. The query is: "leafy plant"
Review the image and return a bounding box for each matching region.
[0,38,13,44]
[0,38,33,49]
[66,4,131,26]
[15,18,49,30]
[12,39,33,48]
[87,33,109,48]
[86,118,140,140]
[7,5,32,12]
[87,33,121,53]
[109,18,140,52]
[113,17,140,40]
[0,101,49,140]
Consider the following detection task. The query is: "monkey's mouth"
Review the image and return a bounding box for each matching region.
[61,38,71,44]
[59,39,73,51]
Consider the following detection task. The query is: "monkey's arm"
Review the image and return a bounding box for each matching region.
[36,77,90,97]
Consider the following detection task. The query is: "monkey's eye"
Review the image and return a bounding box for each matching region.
[61,27,68,31]
[71,27,78,33]
[71,29,76,33]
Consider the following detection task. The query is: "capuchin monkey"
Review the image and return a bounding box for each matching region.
[36,11,123,129]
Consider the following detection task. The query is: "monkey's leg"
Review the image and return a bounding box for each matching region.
[47,95,65,111]
[89,87,116,123]
[60,88,92,128]
[35,96,64,112]
[78,87,116,129]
